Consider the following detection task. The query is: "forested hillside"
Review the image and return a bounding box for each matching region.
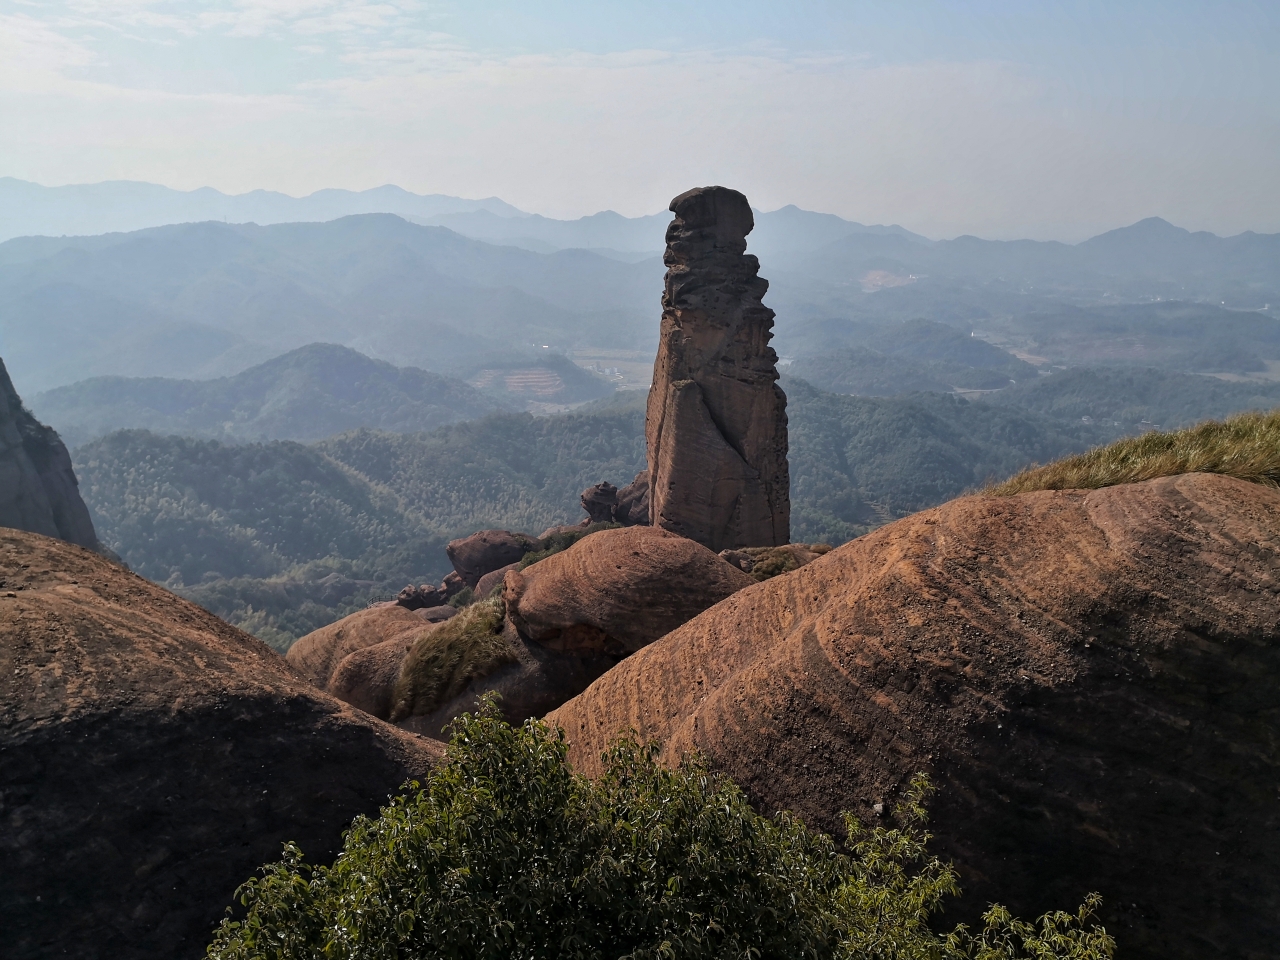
[31,343,515,448]
[986,365,1280,430]
[74,385,1099,649]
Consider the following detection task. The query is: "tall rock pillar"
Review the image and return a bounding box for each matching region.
[646,186,790,551]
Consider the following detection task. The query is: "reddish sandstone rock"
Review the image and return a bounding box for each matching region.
[446,529,539,587]
[286,604,428,690]
[476,561,521,599]
[414,605,457,624]
[327,632,423,721]
[580,481,618,524]
[504,525,753,654]
[613,469,651,525]
[550,474,1280,960]
[645,186,789,551]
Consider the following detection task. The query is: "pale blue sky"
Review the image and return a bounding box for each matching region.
[2,1,1277,238]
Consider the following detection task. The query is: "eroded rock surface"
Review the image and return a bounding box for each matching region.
[0,530,440,960]
[580,481,618,524]
[645,187,789,551]
[550,473,1280,960]
[505,525,754,654]
[614,469,651,525]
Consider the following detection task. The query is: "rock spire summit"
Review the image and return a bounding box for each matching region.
[645,186,790,551]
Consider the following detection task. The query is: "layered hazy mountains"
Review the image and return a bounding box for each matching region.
[4,178,1279,405]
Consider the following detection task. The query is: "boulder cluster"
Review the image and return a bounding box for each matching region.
[291,522,770,737]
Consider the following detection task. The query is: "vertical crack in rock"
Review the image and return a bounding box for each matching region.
[646,186,790,551]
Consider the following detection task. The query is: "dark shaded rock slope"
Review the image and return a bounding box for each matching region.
[550,473,1280,960]
[0,356,97,549]
[0,529,441,960]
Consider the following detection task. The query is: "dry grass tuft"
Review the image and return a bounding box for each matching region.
[389,598,514,722]
[990,409,1280,496]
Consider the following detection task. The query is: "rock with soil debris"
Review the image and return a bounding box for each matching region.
[719,543,829,580]
[645,186,789,551]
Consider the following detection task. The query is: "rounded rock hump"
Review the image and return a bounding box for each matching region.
[446,529,540,588]
[549,473,1280,960]
[505,526,754,654]
[286,603,436,690]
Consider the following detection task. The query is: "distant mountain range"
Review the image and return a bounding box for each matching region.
[408,203,928,260]
[29,343,524,449]
[0,178,523,243]
[3,178,1279,396]
[0,214,662,393]
[775,216,1280,306]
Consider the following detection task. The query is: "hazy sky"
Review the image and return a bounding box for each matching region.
[2,1,1278,240]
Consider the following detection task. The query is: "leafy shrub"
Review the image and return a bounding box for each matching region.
[517,521,623,569]
[990,409,1280,495]
[389,601,514,723]
[209,701,1114,960]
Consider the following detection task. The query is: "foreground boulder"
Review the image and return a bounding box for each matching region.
[0,529,440,960]
[0,356,99,550]
[550,473,1280,960]
[505,526,754,654]
[645,186,790,550]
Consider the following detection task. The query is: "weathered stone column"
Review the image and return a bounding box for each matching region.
[645,186,790,550]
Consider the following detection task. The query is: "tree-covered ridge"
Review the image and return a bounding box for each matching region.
[985,365,1280,431]
[30,342,514,449]
[74,387,1100,648]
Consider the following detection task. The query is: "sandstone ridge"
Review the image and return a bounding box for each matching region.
[549,473,1280,960]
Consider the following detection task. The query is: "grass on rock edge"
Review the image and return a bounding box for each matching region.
[990,409,1280,495]
[390,598,513,722]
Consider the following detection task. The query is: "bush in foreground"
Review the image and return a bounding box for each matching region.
[208,701,1114,960]
[991,408,1280,495]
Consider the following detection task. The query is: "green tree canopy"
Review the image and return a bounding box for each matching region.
[209,701,1114,960]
